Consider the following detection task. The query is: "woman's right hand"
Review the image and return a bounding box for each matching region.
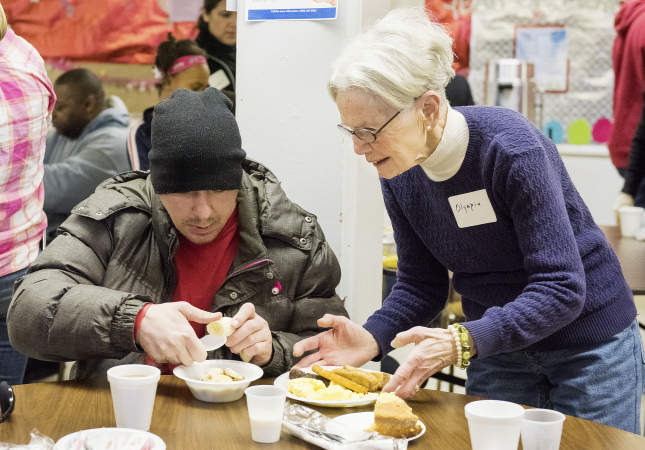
[292,314,380,369]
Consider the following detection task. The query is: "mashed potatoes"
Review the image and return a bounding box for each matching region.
[287,377,377,401]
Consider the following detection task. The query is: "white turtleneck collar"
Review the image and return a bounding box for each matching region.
[420,106,470,182]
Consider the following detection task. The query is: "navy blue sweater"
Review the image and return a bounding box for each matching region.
[364,106,636,359]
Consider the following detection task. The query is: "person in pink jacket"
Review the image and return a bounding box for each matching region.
[0,4,56,385]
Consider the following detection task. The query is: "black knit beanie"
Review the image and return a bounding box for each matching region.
[149,87,246,194]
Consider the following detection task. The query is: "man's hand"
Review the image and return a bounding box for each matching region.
[136,302,222,366]
[292,314,380,369]
[382,327,459,399]
[226,303,273,366]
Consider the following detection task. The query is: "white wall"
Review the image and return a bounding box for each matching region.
[236,1,390,324]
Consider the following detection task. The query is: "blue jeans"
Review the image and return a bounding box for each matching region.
[466,320,645,434]
[0,267,29,385]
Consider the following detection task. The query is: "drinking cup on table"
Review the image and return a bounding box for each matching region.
[244,385,288,443]
[618,206,645,238]
[464,400,525,450]
[107,364,160,431]
[521,409,566,450]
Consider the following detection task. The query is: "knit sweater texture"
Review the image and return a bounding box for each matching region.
[364,106,636,359]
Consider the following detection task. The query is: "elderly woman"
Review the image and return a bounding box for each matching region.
[294,8,644,434]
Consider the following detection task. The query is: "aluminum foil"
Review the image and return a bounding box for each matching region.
[282,402,408,450]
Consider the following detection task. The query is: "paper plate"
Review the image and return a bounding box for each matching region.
[274,366,380,408]
[54,428,165,449]
[327,412,425,442]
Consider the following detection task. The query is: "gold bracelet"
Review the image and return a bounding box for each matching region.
[448,324,471,370]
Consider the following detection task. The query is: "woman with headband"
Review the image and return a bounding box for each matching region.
[128,35,210,171]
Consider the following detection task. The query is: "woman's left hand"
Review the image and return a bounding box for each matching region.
[382,327,459,399]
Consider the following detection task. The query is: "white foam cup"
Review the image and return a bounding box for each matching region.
[521,409,566,450]
[244,385,288,443]
[464,400,525,450]
[618,206,645,238]
[107,364,160,431]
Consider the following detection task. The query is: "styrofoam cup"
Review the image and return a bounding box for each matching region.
[465,400,525,450]
[107,364,160,431]
[521,409,566,450]
[244,385,287,443]
[618,206,644,238]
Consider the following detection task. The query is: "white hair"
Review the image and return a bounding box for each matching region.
[328,7,455,110]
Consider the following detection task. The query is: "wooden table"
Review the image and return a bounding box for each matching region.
[0,376,643,449]
[600,225,645,295]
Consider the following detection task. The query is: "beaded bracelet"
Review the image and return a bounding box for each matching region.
[447,324,471,370]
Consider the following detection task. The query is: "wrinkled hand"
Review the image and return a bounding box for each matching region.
[136,302,222,366]
[614,192,634,225]
[382,327,459,399]
[227,303,273,366]
[292,314,380,369]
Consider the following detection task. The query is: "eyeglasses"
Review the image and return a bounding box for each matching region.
[337,110,401,143]
[0,382,15,424]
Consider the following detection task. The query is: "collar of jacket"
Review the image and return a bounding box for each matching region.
[71,158,316,268]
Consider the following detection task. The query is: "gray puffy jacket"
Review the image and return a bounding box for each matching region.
[8,159,348,379]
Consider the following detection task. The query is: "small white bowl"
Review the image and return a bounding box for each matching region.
[173,359,263,403]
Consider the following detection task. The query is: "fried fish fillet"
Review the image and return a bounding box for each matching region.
[332,367,379,392]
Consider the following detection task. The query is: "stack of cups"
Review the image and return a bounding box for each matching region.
[107,365,161,431]
[618,206,645,238]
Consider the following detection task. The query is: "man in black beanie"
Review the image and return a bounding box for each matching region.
[8,88,349,379]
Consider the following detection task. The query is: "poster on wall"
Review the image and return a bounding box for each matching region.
[169,0,203,22]
[246,0,337,21]
[515,26,569,92]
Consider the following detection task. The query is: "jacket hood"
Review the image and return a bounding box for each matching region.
[615,0,645,36]
[80,96,130,138]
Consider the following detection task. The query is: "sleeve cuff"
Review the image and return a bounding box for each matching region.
[111,298,148,354]
[363,318,398,362]
[259,338,284,377]
[462,316,502,359]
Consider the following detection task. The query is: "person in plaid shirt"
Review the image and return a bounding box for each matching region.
[0,4,56,385]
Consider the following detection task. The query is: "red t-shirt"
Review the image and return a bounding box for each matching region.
[137,207,239,372]
[172,207,240,338]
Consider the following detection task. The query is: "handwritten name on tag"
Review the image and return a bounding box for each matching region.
[448,189,497,228]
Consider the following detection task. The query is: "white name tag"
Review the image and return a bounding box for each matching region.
[209,70,231,90]
[448,189,498,228]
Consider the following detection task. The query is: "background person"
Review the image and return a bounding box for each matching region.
[608,0,645,198]
[294,8,644,434]
[129,34,210,171]
[0,4,56,386]
[44,68,130,242]
[196,0,236,95]
[8,88,348,379]
[615,90,645,213]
